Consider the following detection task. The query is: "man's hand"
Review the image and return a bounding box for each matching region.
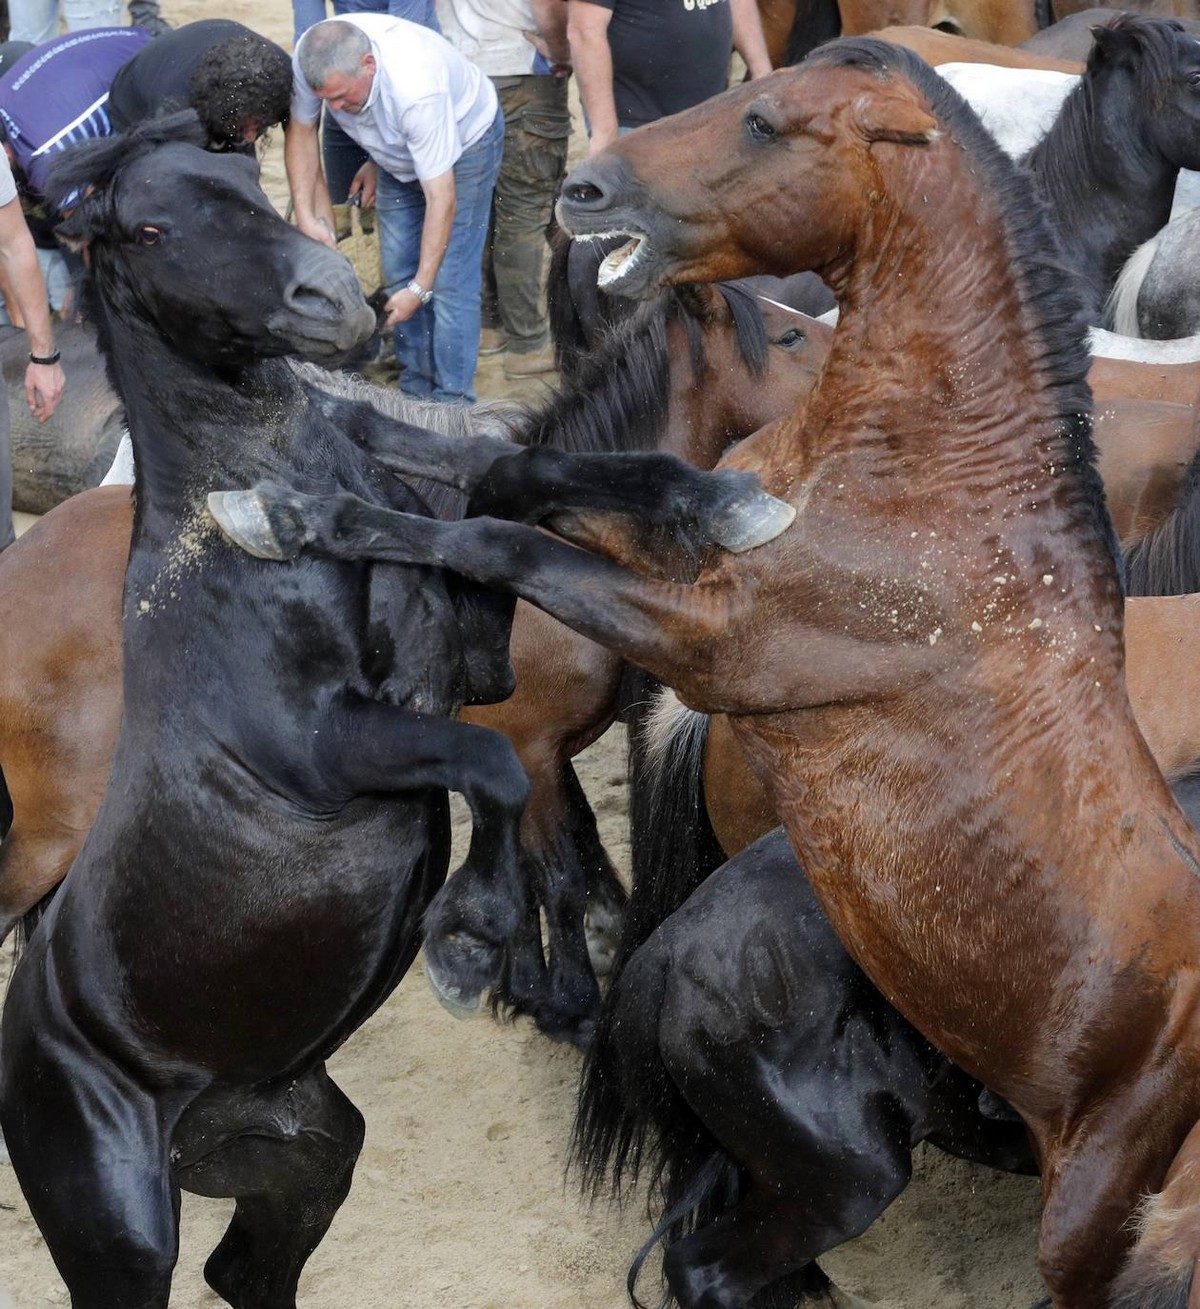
[296,213,338,249]
[383,286,424,328]
[523,29,572,78]
[587,125,618,156]
[348,161,378,209]
[25,358,65,423]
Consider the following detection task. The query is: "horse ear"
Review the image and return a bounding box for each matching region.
[851,90,939,147]
[1088,23,1135,69]
[53,186,106,252]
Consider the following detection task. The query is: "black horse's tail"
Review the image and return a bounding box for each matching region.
[0,760,11,844]
[571,841,828,1309]
[1124,443,1200,597]
[572,934,738,1309]
[622,678,726,974]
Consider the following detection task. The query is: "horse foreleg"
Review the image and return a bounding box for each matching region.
[173,1066,364,1309]
[209,490,738,705]
[314,696,531,1014]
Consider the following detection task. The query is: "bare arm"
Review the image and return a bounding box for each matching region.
[731,0,773,78]
[284,116,337,249]
[529,0,572,68]
[0,198,64,422]
[567,0,618,156]
[383,168,455,327]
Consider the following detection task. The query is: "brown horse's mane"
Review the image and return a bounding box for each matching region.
[809,37,1118,574]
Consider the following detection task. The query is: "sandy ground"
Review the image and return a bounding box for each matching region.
[1,1,1048,1304]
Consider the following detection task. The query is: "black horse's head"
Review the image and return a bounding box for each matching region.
[49,112,374,366]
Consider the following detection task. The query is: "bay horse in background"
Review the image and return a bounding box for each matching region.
[0,280,824,1046]
[0,115,781,1301]
[214,44,1200,1306]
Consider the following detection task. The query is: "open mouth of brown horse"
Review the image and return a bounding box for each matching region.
[592,230,649,290]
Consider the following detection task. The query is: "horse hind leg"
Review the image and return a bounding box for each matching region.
[173,1065,364,1309]
[0,964,181,1306]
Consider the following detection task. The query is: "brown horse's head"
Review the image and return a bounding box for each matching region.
[558,48,941,298]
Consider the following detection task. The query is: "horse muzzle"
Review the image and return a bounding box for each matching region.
[267,247,376,360]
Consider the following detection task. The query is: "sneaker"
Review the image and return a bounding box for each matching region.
[479,327,507,356]
[503,343,557,378]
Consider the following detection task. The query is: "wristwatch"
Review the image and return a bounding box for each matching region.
[406,279,433,305]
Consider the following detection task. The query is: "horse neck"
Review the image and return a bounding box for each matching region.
[99,306,301,513]
[811,137,1117,615]
[1027,67,1178,298]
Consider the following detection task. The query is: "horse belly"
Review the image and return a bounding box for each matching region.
[77,797,449,1082]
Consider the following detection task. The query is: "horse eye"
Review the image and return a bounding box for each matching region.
[746,113,776,142]
[1189,70,1200,88]
[137,226,161,246]
[776,327,806,348]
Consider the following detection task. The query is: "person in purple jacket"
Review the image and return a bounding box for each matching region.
[0,26,151,202]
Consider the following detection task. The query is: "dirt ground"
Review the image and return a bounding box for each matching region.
[1,2,1048,1304]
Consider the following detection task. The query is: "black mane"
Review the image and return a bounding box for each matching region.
[517,282,768,455]
[807,38,1118,579]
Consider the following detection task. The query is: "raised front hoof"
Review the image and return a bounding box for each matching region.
[424,956,485,1019]
[709,487,795,554]
[207,487,307,562]
[422,923,502,1020]
[204,1228,292,1309]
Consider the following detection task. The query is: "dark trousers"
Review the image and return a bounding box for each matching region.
[482,75,570,354]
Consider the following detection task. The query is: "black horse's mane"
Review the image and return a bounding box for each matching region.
[809,39,1118,575]
[1026,16,1189,184]
[44,109,207,219]
[517,281,769,456]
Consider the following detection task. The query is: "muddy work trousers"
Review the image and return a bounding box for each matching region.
[482,75,570,356]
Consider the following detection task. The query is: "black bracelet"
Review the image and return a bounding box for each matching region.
[28,348,60,366]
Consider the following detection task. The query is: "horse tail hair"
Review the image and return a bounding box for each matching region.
[1109,1120,1200,1308]
[1124,442,1200,597]
[624,680,726,970]
[0,761,11,843]
[570,923,739,1309]
[1107,233,1162,336]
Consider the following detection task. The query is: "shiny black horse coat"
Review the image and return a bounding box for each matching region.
[0,119,535,1306]
[0,116,783,1306]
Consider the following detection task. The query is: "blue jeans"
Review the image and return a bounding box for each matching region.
[377,108,503,404]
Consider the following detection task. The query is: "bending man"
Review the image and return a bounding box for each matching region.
[286,16,503,403]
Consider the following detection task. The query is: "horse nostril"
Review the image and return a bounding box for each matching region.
[285,285,338,319]
[563,180,606,206]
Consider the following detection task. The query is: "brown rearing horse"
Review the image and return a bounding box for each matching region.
[216,44,1200,1305]
[0,283,825,1044]
[646,591,1200,865]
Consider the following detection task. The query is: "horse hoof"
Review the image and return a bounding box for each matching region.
[584,912,622,978]
[423,959,484,1019]
[206,490,290,561]
[711,490,795,553]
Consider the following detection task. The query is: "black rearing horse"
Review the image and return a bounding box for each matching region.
[0,116,785,1305]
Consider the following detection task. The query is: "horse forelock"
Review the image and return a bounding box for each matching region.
[714,282,770,377]
[47,110,208,233]
[807,39,1111,556]
[1091,13,1190,115]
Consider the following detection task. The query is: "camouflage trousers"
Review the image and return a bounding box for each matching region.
[482,75,571,354]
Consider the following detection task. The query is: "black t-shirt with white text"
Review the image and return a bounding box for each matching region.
[587,0,733,128]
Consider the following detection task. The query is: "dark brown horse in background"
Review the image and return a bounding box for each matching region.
[215,44,1200,1305]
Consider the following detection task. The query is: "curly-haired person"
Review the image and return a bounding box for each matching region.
[108,19,293,152]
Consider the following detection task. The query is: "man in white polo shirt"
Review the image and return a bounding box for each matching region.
[286,15,503,402]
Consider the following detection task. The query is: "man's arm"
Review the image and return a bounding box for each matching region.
[731,0,773,79]
[529,0,572,69]
[284,116,338,248]
[567,0,618,156]
[383,168,456,327]
[0,199,63,422]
